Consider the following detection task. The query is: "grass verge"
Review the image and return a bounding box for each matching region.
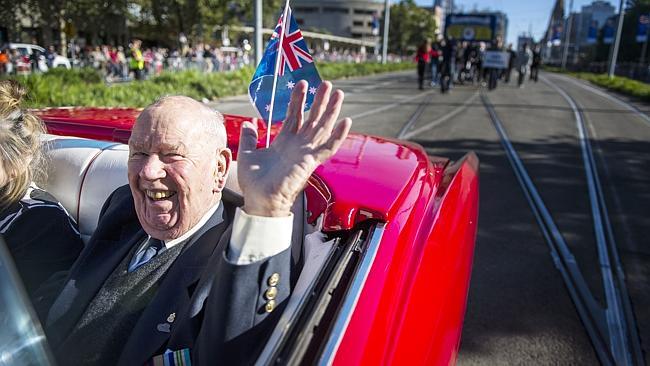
[544,66,650,102]
[2,62,413,108]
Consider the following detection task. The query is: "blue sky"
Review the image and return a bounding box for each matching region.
[413,0,621,44]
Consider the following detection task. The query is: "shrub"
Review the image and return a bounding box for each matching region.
[2,62,413,108]
[544,67,650,102]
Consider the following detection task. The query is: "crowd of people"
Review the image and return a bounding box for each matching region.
[415,37,542,93]
[1,38,402,82]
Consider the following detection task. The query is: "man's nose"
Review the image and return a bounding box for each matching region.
[140,154,166,180]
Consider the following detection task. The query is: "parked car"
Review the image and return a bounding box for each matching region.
[7,43,71,72]
[3,107,479,365]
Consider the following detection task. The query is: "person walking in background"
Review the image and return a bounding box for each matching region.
[504,44,516,83]
[439,38,456,93]
[530,44,542,82]
[517,43,533,88]
[415,41,431,90]
[429,42,440,87]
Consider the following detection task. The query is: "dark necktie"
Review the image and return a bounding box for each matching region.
[128,237,165,272]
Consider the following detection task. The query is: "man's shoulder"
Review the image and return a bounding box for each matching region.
[92,185,141,242]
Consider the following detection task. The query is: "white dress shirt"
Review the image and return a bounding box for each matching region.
[162,203,293,265]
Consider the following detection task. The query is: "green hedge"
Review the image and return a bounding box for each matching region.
[3,62,413,108]
[545,67,650,102]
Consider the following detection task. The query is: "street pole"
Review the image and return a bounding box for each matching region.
[561,0,574,69]
[608,0,626,78]
[382,0,390,64]
[254,0,263,65]
[640,22,649,64]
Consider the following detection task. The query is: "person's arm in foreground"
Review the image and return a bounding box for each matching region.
[195,80,351,364]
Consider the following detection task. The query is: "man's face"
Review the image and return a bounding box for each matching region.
[128,101,229,240]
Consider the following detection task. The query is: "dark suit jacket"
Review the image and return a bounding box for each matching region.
[42,185,292,365]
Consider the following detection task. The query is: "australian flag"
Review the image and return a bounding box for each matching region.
[249,6,322,123]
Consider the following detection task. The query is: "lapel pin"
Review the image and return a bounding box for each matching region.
[157,323,171,333]
[167,312,176,323]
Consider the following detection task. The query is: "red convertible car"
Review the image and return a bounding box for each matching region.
[2,107,479,365]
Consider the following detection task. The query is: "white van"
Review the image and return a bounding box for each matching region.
[8,43,72,72]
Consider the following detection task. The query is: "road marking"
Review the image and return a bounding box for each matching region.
[396,93,430,138]
[543,79,643,365]
[349,89,436,120]
[480,91,615,365]
[544,73,650,126]
[399,91,479,140]
[349,80,393,93]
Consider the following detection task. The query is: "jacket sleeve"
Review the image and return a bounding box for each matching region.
[192,245,292,365]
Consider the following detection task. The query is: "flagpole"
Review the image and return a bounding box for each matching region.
[266,0,291,148]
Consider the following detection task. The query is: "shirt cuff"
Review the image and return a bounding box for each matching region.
[228,207,293,265]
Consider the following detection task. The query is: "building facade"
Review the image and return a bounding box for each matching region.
[292,0,385,41]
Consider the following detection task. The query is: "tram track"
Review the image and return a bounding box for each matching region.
[544,73,650,127]
[481,85,645,365]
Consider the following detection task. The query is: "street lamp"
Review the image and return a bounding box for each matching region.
[608,0,626,78]
[382,0,390,64]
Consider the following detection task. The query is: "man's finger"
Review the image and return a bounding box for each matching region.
[313,89,344,141]
[305,81,332,127]
[283,80,308,134]
[316,117,351,162]
[239,121,258,153]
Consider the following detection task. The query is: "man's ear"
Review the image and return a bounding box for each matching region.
[214,147,232,192]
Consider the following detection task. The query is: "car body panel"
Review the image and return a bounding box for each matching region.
[34,107,280,155]
[36,107,479,365]
[332,153,478,365]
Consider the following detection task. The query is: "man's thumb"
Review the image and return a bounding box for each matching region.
[239,121,258,152]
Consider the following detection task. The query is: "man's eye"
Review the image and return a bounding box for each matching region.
[164,153,183,158]
[131,152,148,157]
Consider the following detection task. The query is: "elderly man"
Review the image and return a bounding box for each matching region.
[40,80,351,365]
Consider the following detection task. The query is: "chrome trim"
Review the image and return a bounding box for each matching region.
[318,222,386,366]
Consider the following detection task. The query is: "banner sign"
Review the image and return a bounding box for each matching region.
[483,51,510,69]
[445,14,496,42]
[637,14,649,43]
[603,18,615,44]
[587,20,598,44]
[551,22,563,46]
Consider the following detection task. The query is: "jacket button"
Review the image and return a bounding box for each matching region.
[265,300,276,313]
[268,273,280,287]
[265,286,278,300]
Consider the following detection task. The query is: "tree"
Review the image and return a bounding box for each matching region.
[386,0,437,54]
[126,0,283,47]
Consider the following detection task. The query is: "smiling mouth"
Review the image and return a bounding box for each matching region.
[145,190,177,201]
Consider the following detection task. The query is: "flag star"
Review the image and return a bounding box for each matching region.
[287,81,295,89]
[265,104,271,112]
[309,86,317,95]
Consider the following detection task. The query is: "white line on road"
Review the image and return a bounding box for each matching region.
[348,89,436,120]
[399,92,479,140]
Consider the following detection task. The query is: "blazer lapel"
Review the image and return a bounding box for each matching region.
[117,204,229,366]
[46,228,145,348]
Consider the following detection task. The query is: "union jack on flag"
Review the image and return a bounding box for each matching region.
[248,6,322,123]
[271,9,314,76]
